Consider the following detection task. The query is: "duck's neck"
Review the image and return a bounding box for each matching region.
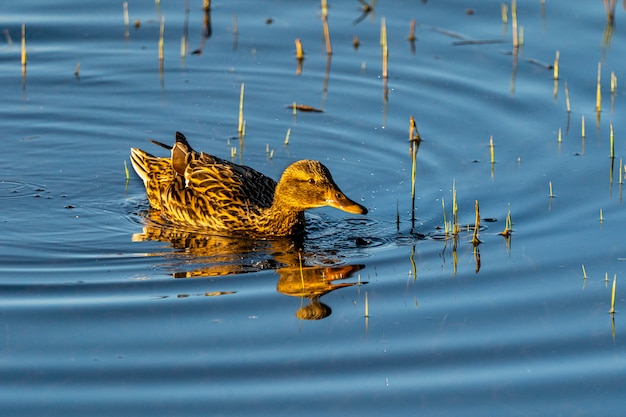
[261,198,306,236]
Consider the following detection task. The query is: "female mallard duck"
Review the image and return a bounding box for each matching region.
[130,132,367,236]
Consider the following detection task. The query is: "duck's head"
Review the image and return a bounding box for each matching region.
[274,160,368,215]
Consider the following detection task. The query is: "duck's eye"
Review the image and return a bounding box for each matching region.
[308,178,316,184]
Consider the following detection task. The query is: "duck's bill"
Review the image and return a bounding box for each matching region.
[327,192,368,215]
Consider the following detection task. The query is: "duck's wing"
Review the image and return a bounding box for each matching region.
[185,157,277,209]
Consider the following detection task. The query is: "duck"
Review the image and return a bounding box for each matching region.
[130,132,367,236]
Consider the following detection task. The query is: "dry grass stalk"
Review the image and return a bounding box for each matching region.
[501,3,508,23]
[74,62,80,77]
[364,291,369,317]
[558,128,562,143]
[564,81,571,112]
[490,135,495,164]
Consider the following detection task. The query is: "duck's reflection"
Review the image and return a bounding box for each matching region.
[133,215,365,320]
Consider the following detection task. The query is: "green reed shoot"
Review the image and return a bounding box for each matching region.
[490,135,495,164]
[582,264,587,280]
[238,83,245,136]
[124,160,130,181]
[609,274,616,314]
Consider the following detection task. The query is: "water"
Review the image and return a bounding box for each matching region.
[1,1,625,416]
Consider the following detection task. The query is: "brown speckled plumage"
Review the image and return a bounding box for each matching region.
[130,132,367,236]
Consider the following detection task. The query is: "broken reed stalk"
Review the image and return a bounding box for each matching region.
[600,209,604,222]
[452,180,459,234]
[158,16,165,63]
[284,128,291,145]
[582,264,587,280]
[408,19,416,41]
[364,291,369,317]
[238,83,245,136]
[501,3,508,23]
[410,136,417,223]
[123,2,129,27]
[609,274,616,314]
[21,24,26,71]
[549,181,554,198]
[295,38,304,60]
[124,160,130,181]
[557,128,562,143]
[611,71,617,94]
[596,62,602,112]
[442,197,448,235]
[380,17,388,79]
[619,158,623,185]
[499,203,513,236]
[409,115,421,142]
[471,200,481,245]
[553,50,559,80]
[581,115,586,138]
[511,0,518,48]
[74,62,80,77]
[564,81,571,112]
[321,0,332,55]
[489,135,495,164]
[610,121,615,158]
